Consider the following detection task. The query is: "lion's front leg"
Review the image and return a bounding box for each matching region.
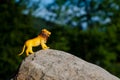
[41,43,49,50]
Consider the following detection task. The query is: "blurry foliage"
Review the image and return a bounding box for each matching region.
[31,0,120,28]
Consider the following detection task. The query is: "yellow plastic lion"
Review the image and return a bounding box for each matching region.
[18,29,51,56]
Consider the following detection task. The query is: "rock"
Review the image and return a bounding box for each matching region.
[12,49,120,80]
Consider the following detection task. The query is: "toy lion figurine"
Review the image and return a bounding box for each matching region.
[18,29,51,56]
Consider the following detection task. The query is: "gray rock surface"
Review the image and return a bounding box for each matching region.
[13,49,120,80]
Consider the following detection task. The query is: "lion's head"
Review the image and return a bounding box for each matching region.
[39,29,51,39]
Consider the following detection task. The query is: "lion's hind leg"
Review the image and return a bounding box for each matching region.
[30,49,34,54]
[25,49,29,56]
[26,47,34,56]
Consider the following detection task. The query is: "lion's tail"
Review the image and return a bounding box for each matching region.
[18,45,25,56]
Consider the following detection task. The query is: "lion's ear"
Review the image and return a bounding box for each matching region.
[42,29,46,32]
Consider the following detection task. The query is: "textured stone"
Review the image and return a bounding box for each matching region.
[12,49,120,80]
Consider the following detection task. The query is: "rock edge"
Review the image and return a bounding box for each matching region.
[12,49,120,80]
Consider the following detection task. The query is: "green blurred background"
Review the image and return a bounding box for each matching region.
[0,0,120,79]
